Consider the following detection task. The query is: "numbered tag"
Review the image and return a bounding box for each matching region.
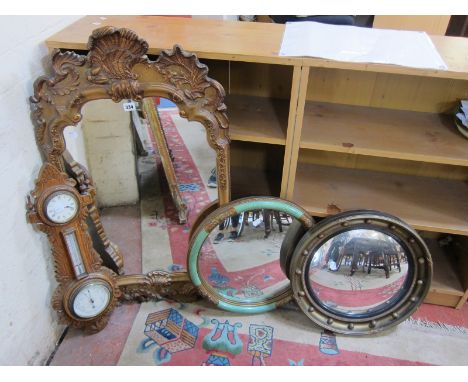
[123,101,136,112]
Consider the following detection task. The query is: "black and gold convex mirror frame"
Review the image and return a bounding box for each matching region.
[285,210,433,335]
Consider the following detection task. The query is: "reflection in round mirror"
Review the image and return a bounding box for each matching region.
[188,197,314,313]
[290,210,432,335]
[74,97,222,273]
[307,228,410,317]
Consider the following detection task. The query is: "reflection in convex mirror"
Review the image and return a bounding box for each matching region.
[308,229,409,317]
[188,197,314,313]
[66,97,220,273]
[289,210,432,335]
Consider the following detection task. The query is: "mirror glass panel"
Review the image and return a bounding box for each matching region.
[197,210,295,303]
[70,97,217,273]
[306,229,410,317]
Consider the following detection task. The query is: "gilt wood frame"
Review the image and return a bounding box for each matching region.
[62,149,125,275]
[141,97,188,224]
[27,163,121,332]
[30,26,231,307]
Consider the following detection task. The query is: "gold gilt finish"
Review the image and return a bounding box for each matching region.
[289,210,433,336]
[62,149,124,275]
[27,163,121,333]
[30,26,230,202]
[28,27,231,331]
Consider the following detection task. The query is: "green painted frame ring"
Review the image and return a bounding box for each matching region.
[187,196,314,313]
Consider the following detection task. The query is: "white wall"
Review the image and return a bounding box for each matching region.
[0,15,83,365]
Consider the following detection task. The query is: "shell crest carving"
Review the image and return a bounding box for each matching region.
[87,27,148,101]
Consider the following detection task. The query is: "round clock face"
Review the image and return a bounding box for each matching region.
[44,191,78,224]
[71,281,112,319]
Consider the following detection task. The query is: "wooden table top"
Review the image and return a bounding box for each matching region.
[45,15,299,66]
[46,16,468,79]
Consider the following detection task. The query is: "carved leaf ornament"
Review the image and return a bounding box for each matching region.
[157,46,211,100]
[30,26,229,195]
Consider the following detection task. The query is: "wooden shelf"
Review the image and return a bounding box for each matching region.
[301,102,468,167]
[293,163,468,236]
[231,166,281,199]
[226,95,289,145]
[426,239,464,295]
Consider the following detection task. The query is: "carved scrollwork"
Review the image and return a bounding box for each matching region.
[31,49,87,169]
[32,50,86,104]
[87,26,149,101]
[117,272,200,303]
[157,45,212,100]
[30,27,230,200]
[154,45,230,192]
[29,27,231,326]
[154,45,229,131]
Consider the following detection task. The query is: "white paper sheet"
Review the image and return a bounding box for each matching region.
[456,113,468,128]
[279,22,448,70]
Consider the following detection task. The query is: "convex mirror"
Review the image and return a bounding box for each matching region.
[288,210,432,335]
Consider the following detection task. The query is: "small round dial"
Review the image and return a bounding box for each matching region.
[45,191,78,224]
[71,281,111,319]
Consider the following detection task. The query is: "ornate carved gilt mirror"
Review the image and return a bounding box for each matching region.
[28,26,230,331]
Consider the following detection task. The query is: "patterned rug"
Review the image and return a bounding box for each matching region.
[116,107,468,366]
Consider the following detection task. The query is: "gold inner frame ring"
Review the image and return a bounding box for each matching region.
[289,210,433,335]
